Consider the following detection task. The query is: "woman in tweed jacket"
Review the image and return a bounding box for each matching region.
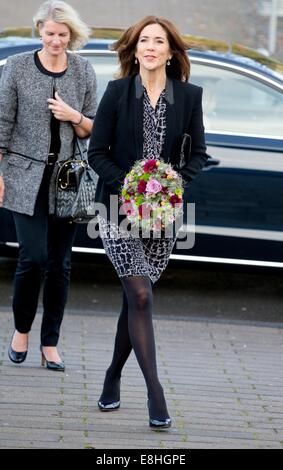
[0,1,97,371]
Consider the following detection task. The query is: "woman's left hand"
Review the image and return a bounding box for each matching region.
[47,91,81,124]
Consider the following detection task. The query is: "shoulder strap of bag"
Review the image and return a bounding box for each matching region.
[73,137,88,162]
[179,101,193,168]
[179,133,191,168]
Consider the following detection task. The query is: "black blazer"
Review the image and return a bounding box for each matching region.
[88,74,208,212]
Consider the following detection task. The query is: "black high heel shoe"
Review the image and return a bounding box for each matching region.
[149,417,172,430]
[8,331,28,364]
[98,400,120,411]
[148,399,172,430]
[98,377,121,411]
[40,346,65,372]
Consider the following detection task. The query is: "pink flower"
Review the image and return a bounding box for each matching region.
[146,178,162,195]
[121,202,135,216]
[138,204,151,219]
[143,160,158,173]
[166,167,177,179]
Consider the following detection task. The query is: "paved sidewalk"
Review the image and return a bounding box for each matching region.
[0,311,283,449]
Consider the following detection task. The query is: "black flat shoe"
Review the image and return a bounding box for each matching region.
[98,400,120,411]
[40,346,65,372]
[8,331,28,364]
[149,418,172,430]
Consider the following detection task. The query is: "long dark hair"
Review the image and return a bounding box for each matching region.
[111,16,190,82]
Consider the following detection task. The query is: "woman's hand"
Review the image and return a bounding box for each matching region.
[0,153,5,207]
[47,92,93,138]
[47,91,80,123]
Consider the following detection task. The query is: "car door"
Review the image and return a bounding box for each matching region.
[69,52,120,252]
[183,60,283,266]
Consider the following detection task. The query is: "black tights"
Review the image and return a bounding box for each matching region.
[99,276,169,420]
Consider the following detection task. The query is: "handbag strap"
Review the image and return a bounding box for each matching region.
[179,133,191,168]
[73,137,88,162]
[179,103,194,167]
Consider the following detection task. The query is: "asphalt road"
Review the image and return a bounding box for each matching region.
[0,255,283,325]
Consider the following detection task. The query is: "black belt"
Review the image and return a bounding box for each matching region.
[46,153,58,165]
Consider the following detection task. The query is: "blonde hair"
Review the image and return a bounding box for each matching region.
[33,1,90,50]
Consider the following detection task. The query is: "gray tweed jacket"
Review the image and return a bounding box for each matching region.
[0,51,97,215]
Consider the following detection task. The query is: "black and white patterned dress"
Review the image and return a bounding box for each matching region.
[99,81,177,284]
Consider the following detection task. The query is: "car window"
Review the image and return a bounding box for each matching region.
[0,53,119,103]
[84,54,119,103]
[190,63,283,138]
[1,53,282,139]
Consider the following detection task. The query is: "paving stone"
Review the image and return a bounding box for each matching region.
[0,311,282,449]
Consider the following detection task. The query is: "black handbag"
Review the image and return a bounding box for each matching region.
[54,138,98,223]
[179,133,191,169]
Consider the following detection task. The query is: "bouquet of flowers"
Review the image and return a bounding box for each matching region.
[120,159,184,232]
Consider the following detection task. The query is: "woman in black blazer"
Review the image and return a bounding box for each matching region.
[88,16,208,430]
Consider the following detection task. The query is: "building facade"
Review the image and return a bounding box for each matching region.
[0,0,282,60]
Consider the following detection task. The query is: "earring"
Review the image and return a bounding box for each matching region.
[167,59,171,66]
[135,58,138,64]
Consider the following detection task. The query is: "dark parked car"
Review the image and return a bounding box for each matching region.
[0,41,283,268]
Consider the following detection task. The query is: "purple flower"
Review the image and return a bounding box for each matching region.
[146,178,162,195]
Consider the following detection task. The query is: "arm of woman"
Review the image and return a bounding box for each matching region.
[48,61,98,138]
[179,87,208,183]
[0,56,18,156]
[0,153,5,207]
[48,92,93,138]
[0,56,18,207]
[72,60,98,138]
[87,81,126,192]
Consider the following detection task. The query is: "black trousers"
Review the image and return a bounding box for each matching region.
[12,165,77,346]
